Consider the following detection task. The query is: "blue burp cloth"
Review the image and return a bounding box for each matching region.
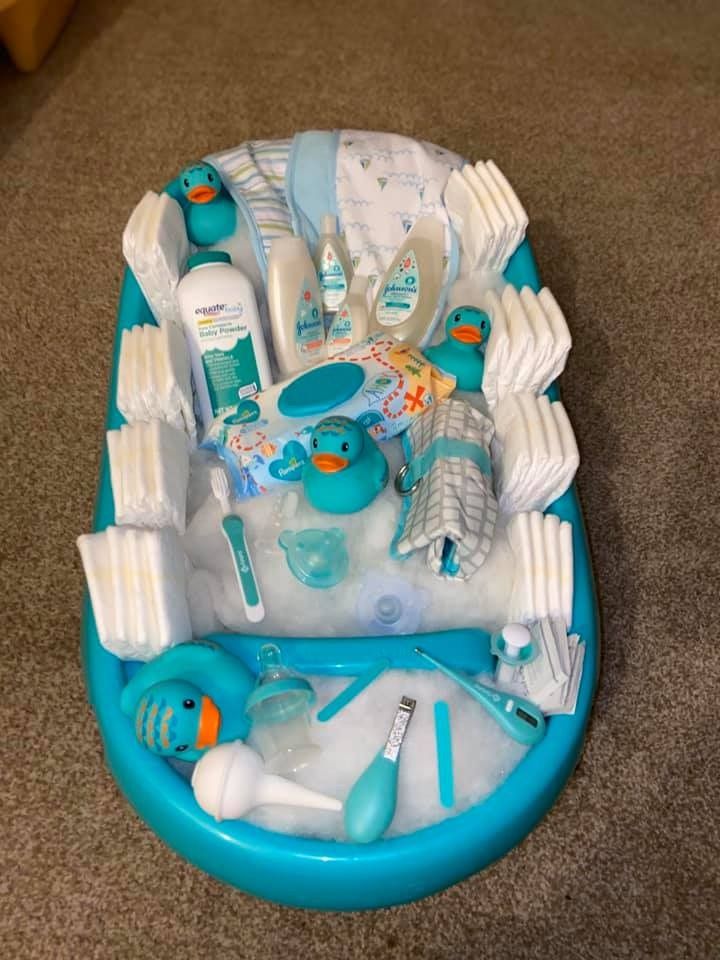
[392,399,498,580]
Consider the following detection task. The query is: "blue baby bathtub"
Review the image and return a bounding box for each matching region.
[82,236,599,911]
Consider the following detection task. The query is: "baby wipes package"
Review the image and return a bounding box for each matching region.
[203,334,455,497]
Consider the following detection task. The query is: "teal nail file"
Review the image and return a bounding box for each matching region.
[316,658,391,722]
[221,514,265,623]
[434,700,454,809]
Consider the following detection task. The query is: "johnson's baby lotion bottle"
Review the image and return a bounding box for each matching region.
[268,236,326,377]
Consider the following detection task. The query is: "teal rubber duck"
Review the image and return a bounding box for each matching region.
[175,161,237,246]
[425,306,491,391]
[120,640,254,761]
[303,416,388,514]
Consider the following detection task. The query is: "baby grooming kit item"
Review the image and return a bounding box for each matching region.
[491,623,535,687]
[120,640,255,760]
[433,701,454,809]
[425,305,491,390]
[77,525,191,661]
[202,334,454,498]
[492,391,579,513]
[278,528,349,589]
[245,643,319,774]
[316,659,391,723]
[175,161,237,245]
[268,235,325,376]
[314,214,353,313]
[414,648,545,747]
[326,275,370,357]
[482,285,572,409]
[107,420,189,532]
[116,321,196,441]
[210,466,265,622]
[508,510,574,628]
[519,619,584,716]
[191,740,342,822]
[392,399,497,579]
[370,217,445,345]
[355,572,430,636]
[122,191,190,328]
[344,696,416,844]
[177,251,272,431]
[444,160,528,274]
[303,416,388,514]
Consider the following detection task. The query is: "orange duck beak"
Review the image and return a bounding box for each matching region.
[187,185,218,204]
[312,453,349,473]
[450,324,483,344]
[195,696,221,750]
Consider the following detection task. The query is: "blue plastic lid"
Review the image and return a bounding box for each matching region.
[187,250,231,270]
[278,362,365,418]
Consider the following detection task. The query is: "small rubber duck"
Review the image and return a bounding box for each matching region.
[176,161,237,246]
[425,306,491,391]
[302,416,388,514]
[120,640,254,761]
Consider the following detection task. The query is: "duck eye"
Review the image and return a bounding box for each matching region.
[341,442,350,452]
[481,320,486,329]
[312,437,318,448]
[182,699,195,709]
[208,172,214,182]
[183,178,190,188]
[175,744,188,753]
[454,314,461,323]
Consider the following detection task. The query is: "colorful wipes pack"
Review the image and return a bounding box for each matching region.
[202,334,455,497]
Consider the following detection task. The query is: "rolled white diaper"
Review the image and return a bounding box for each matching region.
[507,510,574,629]
[481,284,572,408]
[122,190,190,328]
[443,161,528,274]
[107,419,190,532]
[77,525,192,661]
[491,392,579,512]
[116,322,196,441]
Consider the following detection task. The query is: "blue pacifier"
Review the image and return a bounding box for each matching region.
[278,528,349,589]
[356,572,430,635]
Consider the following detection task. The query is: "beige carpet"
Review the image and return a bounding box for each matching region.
[2,0,719,956]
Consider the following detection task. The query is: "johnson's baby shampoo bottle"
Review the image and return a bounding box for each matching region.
[268,236,326,377]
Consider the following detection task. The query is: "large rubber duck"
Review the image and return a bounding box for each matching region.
[174,161,237,246]
[425,306,491,391]
[303,416,388,514]
[120,640,254,761]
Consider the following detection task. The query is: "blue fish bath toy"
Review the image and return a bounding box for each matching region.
[424,306,491,391]
[302,416,388,514]
[172,161,237,246]
[120,641,255,761]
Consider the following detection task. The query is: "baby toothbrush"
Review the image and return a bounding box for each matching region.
[414,648,546,746]
[210,467,265,623]
[344,696,415,843]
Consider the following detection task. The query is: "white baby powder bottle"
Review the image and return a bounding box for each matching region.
[314,213,353,314]
[326,275,370,357]
[268,236,326,377]
[370,216,445,346]
[177,251,272,432]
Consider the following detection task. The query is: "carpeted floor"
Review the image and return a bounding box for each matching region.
[2,0,718,956]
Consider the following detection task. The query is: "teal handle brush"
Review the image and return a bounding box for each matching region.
[414,647,545,746]
[211,467,265,623]
[344,696,415,844]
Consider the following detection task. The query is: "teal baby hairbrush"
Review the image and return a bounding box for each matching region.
[302,415,388,514]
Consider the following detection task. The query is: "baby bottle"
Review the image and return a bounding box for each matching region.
[244,643,319,774]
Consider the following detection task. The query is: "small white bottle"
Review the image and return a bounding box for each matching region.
[268,236,326,377]
[314,214,353,314]
[370,216,445,345]
[326,275,370,357]
[177,251,272,431]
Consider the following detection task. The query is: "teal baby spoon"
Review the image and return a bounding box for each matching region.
[344,696,416,844]
[414,648,546,747]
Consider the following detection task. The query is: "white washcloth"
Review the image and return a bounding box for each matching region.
[492,392,579,512]
[122,191,190,328]
[481,284,572,408]
[77,526,192,661]
[107,420,190,532]
[507,510,574,628]
[116,322,196,442]
[443,160,528,274]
